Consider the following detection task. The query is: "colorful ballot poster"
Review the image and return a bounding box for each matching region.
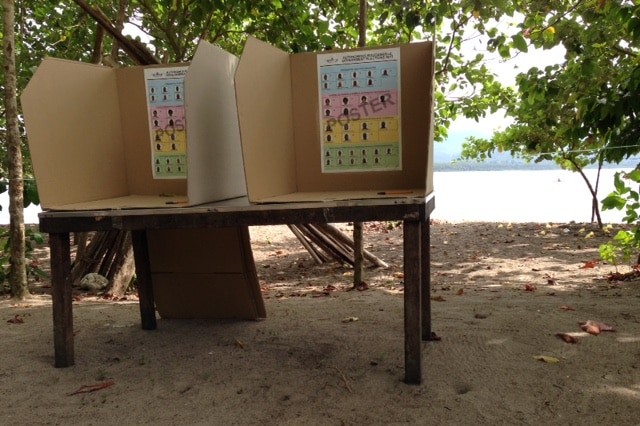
[144,66,189,179]
[318,47,401,173]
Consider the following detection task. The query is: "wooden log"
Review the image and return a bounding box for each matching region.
[98,230,124,277]
[316,223,389,268]
[70,230,121,288]
[289,223,389,271]
[287,225,325,264]
[302,224,354,265]
[71,231,107,286]
[293,225,335,262]
[105,231,136,297]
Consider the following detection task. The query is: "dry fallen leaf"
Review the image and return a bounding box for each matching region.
[544,273,557,285]
[7,314,24,324]
[579,320,615,335]
[596,321,616,332]
[559,306,575,311]
[525,284,537,292]
[580,320,601,335]
[579,260,599,269]
[430,295,446,302]
[533,355,560,363]
[341,316,359,323]
[556,333,579,344]
[456,288,464,296]
[427,331,442,341]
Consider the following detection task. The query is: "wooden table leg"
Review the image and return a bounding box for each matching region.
[50,232,74,368]
[421,217,432,339]
[131,230,157,330]
[403,219,422,384]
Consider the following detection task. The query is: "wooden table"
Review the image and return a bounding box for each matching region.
[39,194,435,384]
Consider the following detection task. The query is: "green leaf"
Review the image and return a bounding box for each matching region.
[581,59,596,76]
[317,20,329,35]
[320,34,334,46]
[497,44,511,58]
[627,170,640,183]
[602,194,627,211]
[405,10,421,30]
[379,11,389,25]
[512,34,528,53]
[24,181,40,207]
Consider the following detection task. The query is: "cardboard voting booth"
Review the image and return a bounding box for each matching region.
[234,36,435,203]
[21,40,246,210]
[22,41,264,320]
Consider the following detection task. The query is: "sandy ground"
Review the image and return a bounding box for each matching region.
[1,221,639,425]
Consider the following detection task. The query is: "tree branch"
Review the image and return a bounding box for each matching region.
[530,0,585,37]
[72,0,158,65]
[136,0,181,62]
[358,0,367,48]
[436,0,470,77]
[611,43,638,58]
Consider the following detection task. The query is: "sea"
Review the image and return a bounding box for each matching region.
[430,168,629,223]
[0,168,633,225]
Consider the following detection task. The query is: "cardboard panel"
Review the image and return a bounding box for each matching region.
[147,227,246,273]
[234,37,297,201]
[117,66,187,197]
[236,37,435,203]
[152,273,265,319]
[147,226,266,319]
[21,59,129,207]
[22,41,247,210]
[185,41,247,205]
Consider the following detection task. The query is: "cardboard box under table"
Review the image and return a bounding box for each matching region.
[235,37,435,203]
[21,41,265,319]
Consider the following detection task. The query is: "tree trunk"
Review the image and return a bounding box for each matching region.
[566,155,603,228]
[110,0,129,61]
[357,0,367,48]
[351,0,367,287]
[3,0,29,300]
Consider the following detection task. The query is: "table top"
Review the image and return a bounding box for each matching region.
[38,194,435,233]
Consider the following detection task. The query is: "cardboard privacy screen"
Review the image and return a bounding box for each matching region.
[234,36,435,203]
[21,40,246,211]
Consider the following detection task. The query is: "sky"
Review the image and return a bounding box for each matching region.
[441,17,567,154]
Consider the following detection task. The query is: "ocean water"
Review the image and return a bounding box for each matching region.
[431,168,630,223]
[0,168,633,225]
